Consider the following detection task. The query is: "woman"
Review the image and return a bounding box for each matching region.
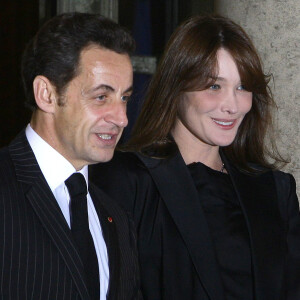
[90,15,300,300]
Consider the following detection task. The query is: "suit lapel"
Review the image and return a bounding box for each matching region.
[137,151,225,300]
[221,152,285,300]
[89,185,120,300]
[9,130,90,300]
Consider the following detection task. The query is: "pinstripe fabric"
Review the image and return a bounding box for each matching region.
[0,130,142,300]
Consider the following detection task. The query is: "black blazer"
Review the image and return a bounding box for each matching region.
[90,149,300,300]
[0,131,142,300]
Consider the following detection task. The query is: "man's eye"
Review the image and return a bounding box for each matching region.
[121,95,131,103]
[209,84,221,90]
[97,95,106,101]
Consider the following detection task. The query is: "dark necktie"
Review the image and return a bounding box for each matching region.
[65,173,100,300]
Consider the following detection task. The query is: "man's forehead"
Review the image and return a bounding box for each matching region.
[76,46,131,80]
[73,51,132,95]
[79,46,131,67]
[78,48,131,78]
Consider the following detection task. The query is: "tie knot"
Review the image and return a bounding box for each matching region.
[65,173,87,198]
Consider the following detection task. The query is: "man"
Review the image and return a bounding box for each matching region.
[0,12,142,300]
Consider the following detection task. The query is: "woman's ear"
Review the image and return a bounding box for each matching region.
[33,75,57,113]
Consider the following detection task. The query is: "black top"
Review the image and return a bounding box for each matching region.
[188,162,253,300]
[90,150,300,300]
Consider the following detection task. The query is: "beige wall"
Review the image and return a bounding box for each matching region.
[215,0,300,198]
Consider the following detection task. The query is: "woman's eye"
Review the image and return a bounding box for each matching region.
[121,95,131,103]
[209,84,221,90]
[237,85,246,91]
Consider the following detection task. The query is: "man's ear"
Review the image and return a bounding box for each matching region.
[33,75,58,113]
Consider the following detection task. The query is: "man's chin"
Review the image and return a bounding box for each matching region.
[93,150,115,164]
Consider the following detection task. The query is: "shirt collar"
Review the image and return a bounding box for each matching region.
[25,124,88,193]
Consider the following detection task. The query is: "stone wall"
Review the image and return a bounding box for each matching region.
[215,0,300,198]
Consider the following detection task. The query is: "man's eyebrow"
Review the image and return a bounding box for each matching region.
[88,84,133,94]
[89,84,115,94]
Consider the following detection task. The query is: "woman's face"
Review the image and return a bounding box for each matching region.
[173,48,252,150]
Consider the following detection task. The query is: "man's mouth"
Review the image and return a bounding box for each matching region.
[97,134,113,140]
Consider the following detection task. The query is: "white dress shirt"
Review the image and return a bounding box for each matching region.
[26,124,109,300]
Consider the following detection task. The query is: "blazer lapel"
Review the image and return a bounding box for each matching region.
[9,130,90,300]
[221,153,285,300]
[89,185,120,300]
[137,151,225,300]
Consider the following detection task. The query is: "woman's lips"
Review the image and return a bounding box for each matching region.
[212,118,237,129]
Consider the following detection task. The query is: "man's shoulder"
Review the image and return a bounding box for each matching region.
[0,145,9,160]
[0,146,17,189]
[0,146,13,171]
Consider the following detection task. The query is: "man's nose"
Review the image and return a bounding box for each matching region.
[104,101,128,128]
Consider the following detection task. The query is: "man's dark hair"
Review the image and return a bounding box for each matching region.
[21,12,135,110]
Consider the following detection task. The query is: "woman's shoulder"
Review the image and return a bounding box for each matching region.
[227,157,297,197]
[89,151,161,218]
[89,150,156,188]
[248,163,296,191]
[106,150,144,168]
[107,150,156,174]
[272,168,295,179]
[272,169,297,197]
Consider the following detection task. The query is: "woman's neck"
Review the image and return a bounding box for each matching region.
[172,130,223,171]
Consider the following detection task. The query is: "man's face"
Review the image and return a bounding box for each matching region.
[51,46,133,170]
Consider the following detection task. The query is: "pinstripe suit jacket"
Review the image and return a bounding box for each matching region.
[0,130,142,300]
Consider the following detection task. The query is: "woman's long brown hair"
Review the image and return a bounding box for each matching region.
[124,14,287,173]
